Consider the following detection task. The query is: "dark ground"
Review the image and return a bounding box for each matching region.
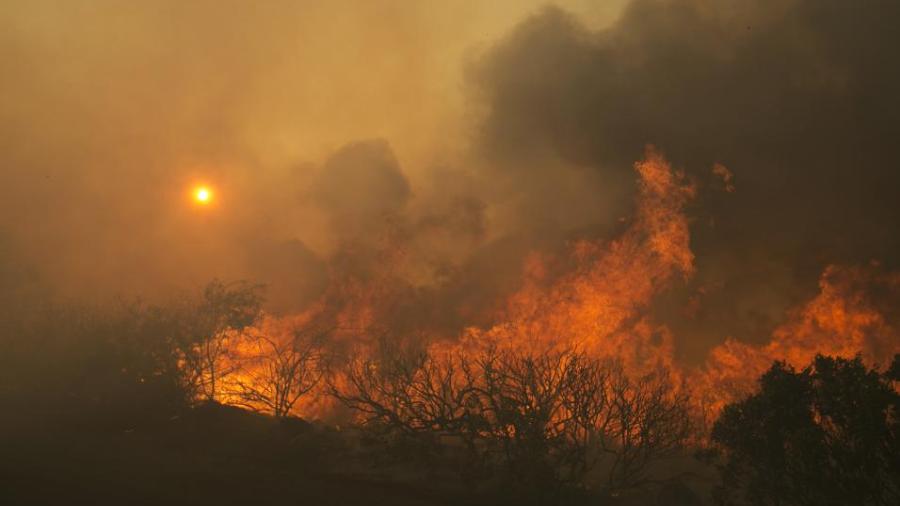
[0,403,707,506]
[0,404,460,506]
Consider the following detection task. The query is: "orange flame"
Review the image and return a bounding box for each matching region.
[211,148,899,427]
[697,263,900,414]
[467,146,694,376]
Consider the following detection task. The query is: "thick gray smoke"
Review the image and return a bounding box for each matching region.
[467,0,900,361]
[1,0,898,362]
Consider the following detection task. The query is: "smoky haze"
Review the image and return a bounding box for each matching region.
[0,0,625,300]
[1,0,899,363]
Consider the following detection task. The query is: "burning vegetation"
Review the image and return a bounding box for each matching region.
[170,149,899,428]
[4,148,895,504]
[2,0,900,504]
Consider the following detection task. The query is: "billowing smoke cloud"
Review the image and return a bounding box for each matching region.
[466,0,900,361]
[1,0,899,367]
[313,140,411,241]
[0,0,621,304]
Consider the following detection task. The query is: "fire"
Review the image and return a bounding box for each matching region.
[214,307,339,418]
[697,263,900,414]
[471,146,695,375]
[202,148,899,426]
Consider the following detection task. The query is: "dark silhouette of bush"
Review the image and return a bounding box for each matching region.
[0,279,263,430]
[711,354,900,506]
[332,341,695,504]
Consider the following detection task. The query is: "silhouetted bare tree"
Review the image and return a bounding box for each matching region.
[600,363,693,493]
[332,343,473,434]
[233,323,329,418]
[332,341,695,500]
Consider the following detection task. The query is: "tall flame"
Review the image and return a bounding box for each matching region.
[470,146,695,376]
[697,263,900,414]
[209,148,899,423]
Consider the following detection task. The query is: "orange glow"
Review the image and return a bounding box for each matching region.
[198,149,898,426]
[696,263,900,416]
[464,146,696,376]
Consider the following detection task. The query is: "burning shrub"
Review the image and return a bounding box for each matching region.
[222,315,333,419]
[331,338,695,501]
[176,279,265,403]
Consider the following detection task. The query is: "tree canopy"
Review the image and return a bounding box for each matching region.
[712,354,900,506]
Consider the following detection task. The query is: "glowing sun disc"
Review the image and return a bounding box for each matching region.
[193,186,213,204]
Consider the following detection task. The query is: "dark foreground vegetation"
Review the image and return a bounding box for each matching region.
[1,281,897,505]
[711,354,899,506]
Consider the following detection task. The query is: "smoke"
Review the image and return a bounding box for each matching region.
[467,0,900,361]
[2,0,899,370]
[312,140,412,242]
[0,0,623,302]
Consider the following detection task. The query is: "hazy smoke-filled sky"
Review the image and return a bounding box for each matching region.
[2,0,898,363]
[0,0,627,296]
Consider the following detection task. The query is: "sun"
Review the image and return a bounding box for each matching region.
[193,185,213,204]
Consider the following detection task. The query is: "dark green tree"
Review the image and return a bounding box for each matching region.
[712,354,899,506]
